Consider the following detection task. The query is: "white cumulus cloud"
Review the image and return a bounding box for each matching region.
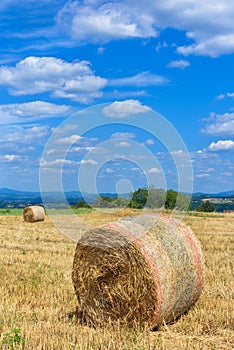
[0,101,72,125]
[167,60,190,69]
[0,56,107,103]
[41,158,76,167]
[105,168,114,173]
[55,0,234,57]
[145,139,155,145]
[79,159,98,165]
[5,125,50,143]
[202,112,234,135]
[147,167,161,174]
[3,154,22,162]
[196,173,211,178]
[109,71,168,87]
[56,1,157,42]
[0,153,29,165]
[215,94,226,100]
[56,134,82,145]
[117,141,131,147]
[110,132,136,139]
[177,34,234,57]
[208,140,234,151]
[103,99,151,118]
[215,92,234,100]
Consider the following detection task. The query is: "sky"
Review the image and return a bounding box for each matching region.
[0,0,234,194]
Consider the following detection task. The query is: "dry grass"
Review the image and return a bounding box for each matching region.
[0,209,233,349]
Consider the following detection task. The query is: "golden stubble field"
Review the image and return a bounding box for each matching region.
[0,209,233,350]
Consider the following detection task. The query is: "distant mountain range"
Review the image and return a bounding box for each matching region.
[193,190,234,197]
[0,187,234,211]
[0,188,127,209]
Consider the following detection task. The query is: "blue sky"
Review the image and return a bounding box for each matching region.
[0,0,234,194]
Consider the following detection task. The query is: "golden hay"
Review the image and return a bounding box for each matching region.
[23,205,45,223]
[72,215,205,329]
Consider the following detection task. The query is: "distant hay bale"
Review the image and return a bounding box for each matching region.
[72,215,204,329]
[23,206,45,223]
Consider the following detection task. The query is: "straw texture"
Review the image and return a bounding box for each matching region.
[72,215,204,328]
[23,206,45,222]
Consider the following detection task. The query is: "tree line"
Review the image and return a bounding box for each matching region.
[74,187,192,211]
[74,187,216,212]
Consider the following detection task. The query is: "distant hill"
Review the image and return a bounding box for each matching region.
[0,188,42,208]
[190,191,234,212]
[0,188,28,195]
[193,190,234,198]
[216,190,234,197]
[0,188,96,208]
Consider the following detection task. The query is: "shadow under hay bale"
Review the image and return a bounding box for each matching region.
[23,205,45,223]
[72,215,204,329]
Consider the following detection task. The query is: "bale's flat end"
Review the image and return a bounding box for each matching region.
[72,227,158,328]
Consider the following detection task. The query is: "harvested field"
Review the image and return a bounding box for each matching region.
[0,210,233,349]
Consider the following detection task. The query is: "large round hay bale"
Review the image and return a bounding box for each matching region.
[23,205,45,222]
[72,215,204,328]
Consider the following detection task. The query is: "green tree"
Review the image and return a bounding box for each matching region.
[113,197,129,208]
[165,190,190,211]
[175,192,191,211]
[128,188,148,209]
[145,187,166,208]
[94,195,129,208]
[165,189,178,210]
[93,195,114,208]
[74,200,92,209]
[196,200,215,212]
[128,187,190,210]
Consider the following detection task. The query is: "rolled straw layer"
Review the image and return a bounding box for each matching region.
[72,215,204,328]
[23,205,45,222]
